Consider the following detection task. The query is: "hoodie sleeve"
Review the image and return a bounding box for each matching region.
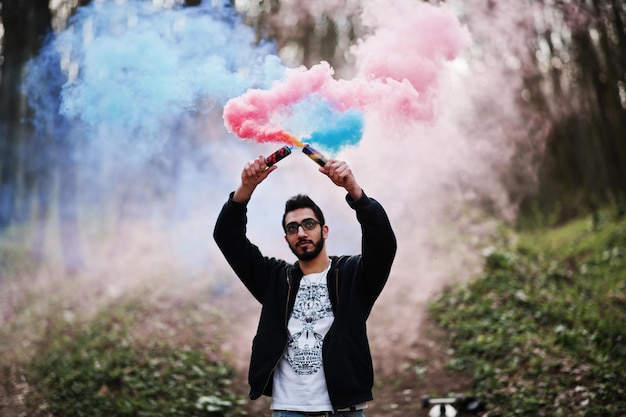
[346,190,397,308]
[213,192,284,303]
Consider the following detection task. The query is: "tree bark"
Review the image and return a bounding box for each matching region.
[0,0,52,230]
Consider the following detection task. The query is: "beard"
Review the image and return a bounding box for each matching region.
[289,236,325,261]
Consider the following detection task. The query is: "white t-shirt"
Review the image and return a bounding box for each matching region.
[271,264,334,411]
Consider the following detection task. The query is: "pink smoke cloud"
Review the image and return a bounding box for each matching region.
[223,0,471,147]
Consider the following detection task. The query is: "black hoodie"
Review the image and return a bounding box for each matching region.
[213,190,396,411]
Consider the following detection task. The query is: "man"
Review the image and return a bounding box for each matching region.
[213,154,396,417]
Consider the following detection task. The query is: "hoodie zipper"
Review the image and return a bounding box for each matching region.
[328,257,341,309]
[259,268,292,396]
[334,266,339,306]
[325,261,341,411]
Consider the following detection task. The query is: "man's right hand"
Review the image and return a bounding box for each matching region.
[232,155,277,203]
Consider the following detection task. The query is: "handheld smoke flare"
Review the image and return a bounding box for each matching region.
[301,144,329,167]
[263,146,292,169]
[262,143,329,169]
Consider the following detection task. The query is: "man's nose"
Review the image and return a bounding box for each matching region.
[296,225,308,236]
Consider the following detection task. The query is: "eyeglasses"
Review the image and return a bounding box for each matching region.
[284,218,321,235]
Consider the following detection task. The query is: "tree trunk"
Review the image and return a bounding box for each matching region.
[0,0,52,230]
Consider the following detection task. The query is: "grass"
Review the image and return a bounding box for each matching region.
[1,293,246,417]
[0,222,248,417]
[25,298,244,417]
[429,209,626,416]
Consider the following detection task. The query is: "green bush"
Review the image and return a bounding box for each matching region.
[430,211,626,416]
[26,301,245,417]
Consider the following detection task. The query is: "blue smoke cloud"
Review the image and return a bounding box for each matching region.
[304,108,363,154]
[280,94,364,155]
[25,0,284,158]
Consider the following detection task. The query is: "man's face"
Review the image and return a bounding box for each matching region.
[284,208,328,261]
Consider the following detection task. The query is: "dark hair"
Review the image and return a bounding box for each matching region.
[282,194,325,230]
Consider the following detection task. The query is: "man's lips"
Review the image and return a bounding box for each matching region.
[296,240,313,249]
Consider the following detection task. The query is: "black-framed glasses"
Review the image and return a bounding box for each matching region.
[284,218,320,235]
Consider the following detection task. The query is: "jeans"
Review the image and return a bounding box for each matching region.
[271,411,365,417]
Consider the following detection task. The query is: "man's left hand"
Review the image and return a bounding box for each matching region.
[320,159,363,200]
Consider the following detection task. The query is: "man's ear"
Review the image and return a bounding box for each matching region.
[322,224,329,239]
